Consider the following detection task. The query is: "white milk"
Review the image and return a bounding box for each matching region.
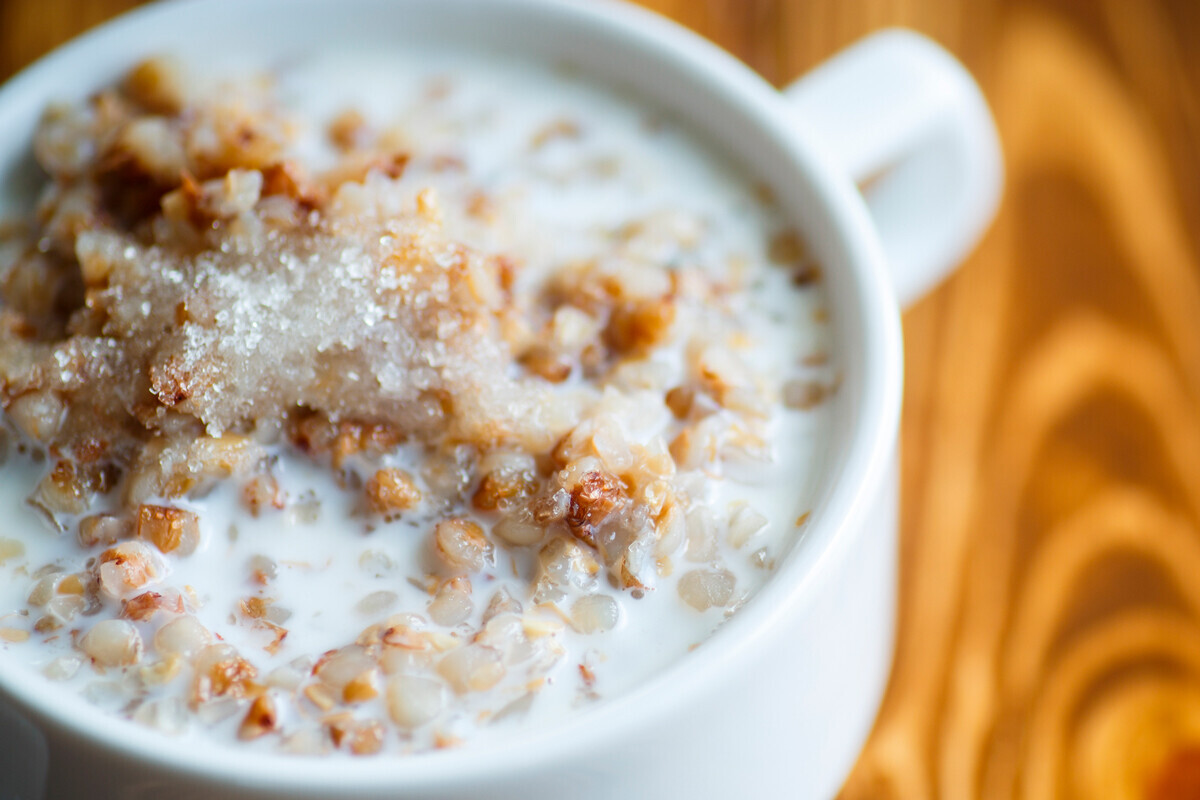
[0,48,835,754]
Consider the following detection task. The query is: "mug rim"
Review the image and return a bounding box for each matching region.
[0,0,903,790]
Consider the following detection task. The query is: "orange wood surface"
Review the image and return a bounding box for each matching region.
[4,1,1200,797]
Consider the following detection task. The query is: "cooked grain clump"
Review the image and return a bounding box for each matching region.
[2,57,814,603]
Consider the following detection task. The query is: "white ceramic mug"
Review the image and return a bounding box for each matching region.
[0,1,1001,797]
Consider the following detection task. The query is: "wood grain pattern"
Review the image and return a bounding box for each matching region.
[3,1,1200,797]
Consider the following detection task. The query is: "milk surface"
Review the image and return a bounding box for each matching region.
[0,47,834,753]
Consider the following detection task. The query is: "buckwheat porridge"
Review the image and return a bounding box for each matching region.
[0,50,835,756]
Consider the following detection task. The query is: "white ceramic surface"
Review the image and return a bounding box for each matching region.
[0,1,1001,798]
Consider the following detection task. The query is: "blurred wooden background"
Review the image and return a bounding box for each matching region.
[4,0,1200,797]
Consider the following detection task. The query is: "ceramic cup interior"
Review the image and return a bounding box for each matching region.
[0,0,905,795]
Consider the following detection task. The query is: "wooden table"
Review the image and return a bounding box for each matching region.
[4,1,1200,797]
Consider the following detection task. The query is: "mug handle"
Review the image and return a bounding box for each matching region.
[783,29,1003,307]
